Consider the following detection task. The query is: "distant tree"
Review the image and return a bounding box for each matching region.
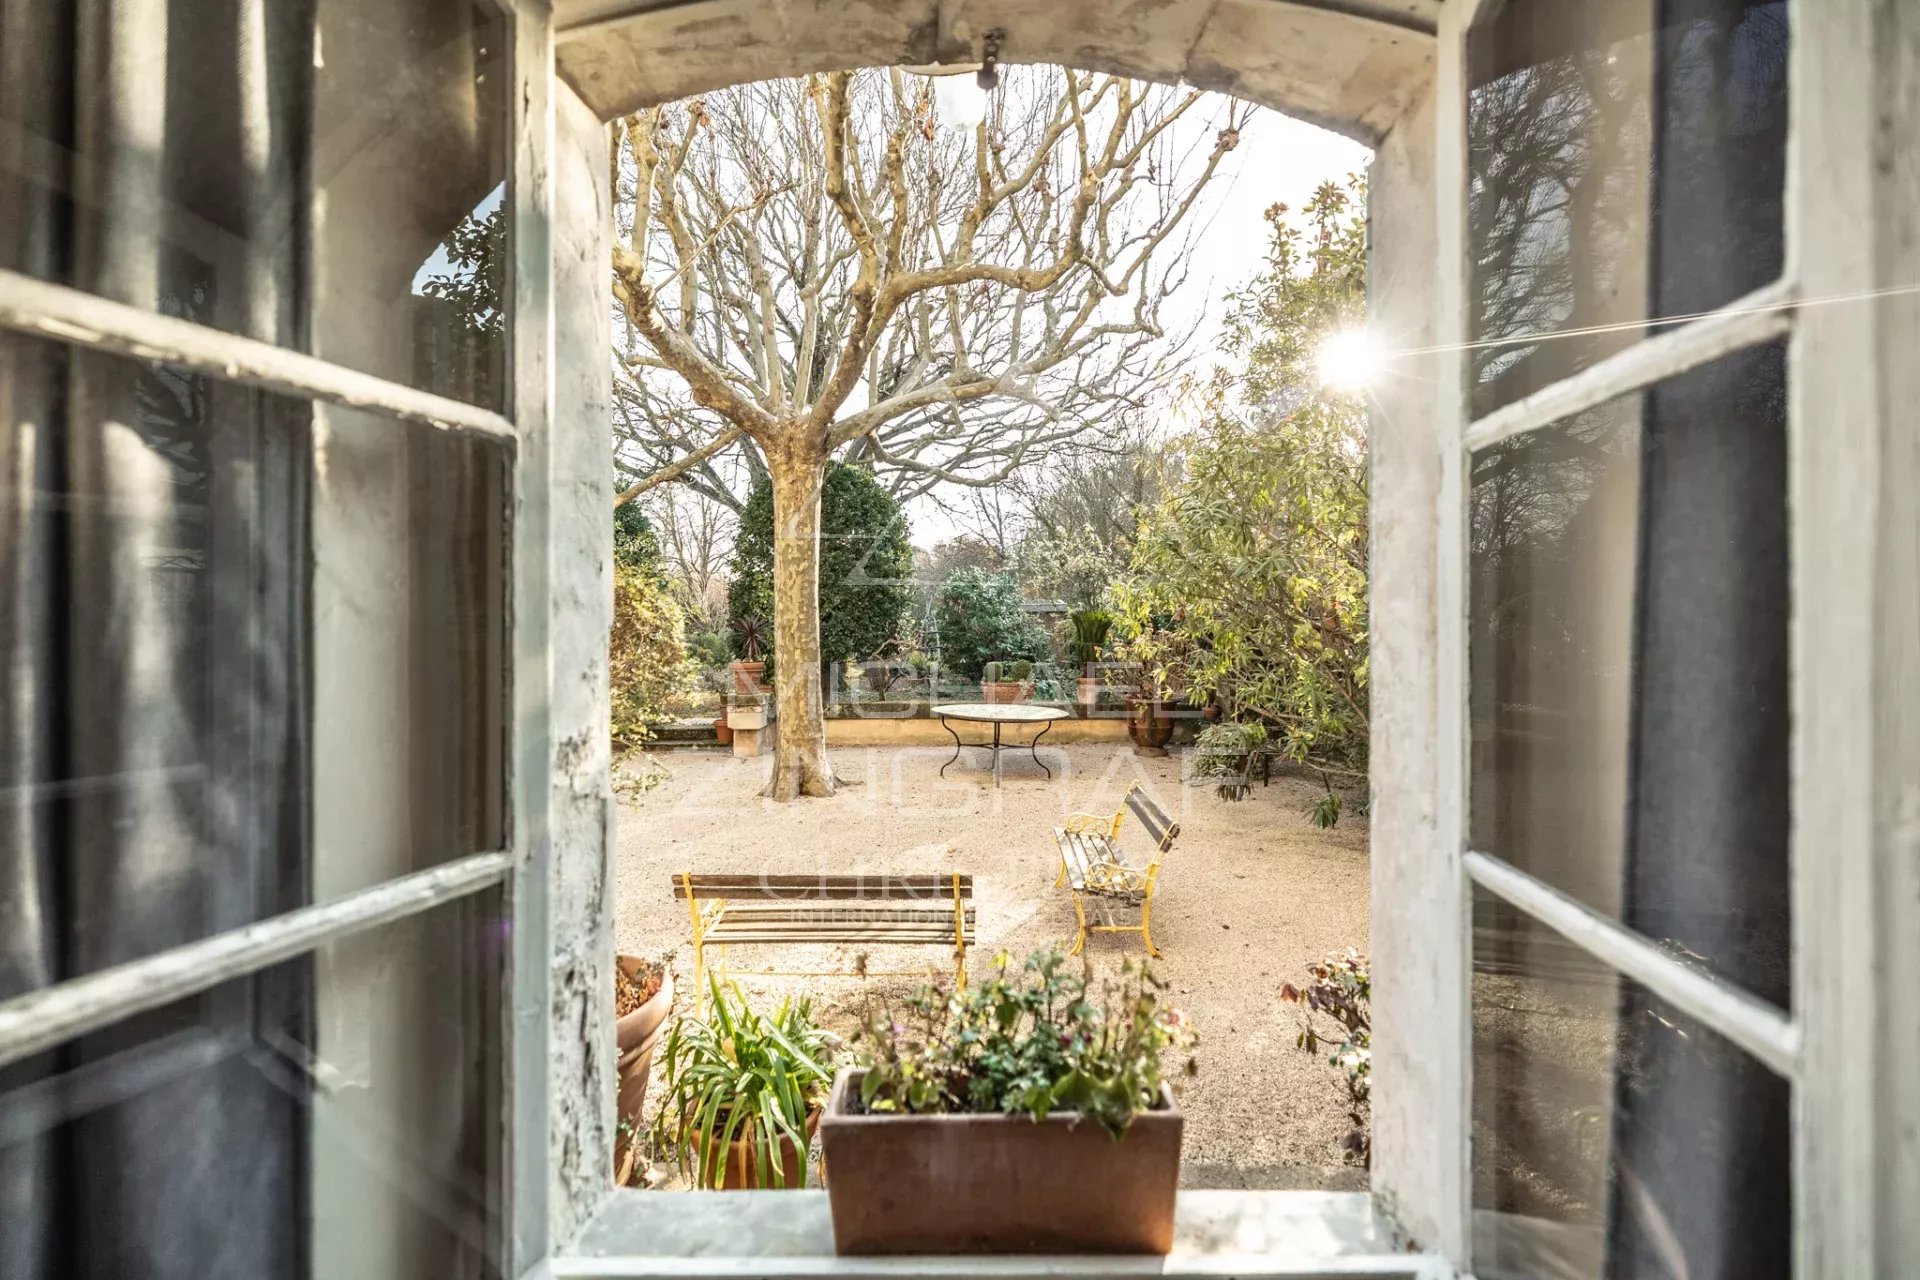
[933,567,1051,678]
[1120,179,1369,774]
[613,493,663,573]
[727,462,913,667]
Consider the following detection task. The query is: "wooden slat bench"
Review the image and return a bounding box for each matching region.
[1052,782,1180,958]
[672,873,975,1004]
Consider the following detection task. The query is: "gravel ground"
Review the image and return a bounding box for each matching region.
[614,740,1370,1191]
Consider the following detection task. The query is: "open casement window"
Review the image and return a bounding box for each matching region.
[0,0,551,1276]
[1430,2,1920,1278]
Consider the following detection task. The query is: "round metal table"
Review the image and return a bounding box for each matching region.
[931,703,1070,786]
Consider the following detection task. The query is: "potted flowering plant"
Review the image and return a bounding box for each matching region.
[821,951,1194,1255]
[612,956,675,1184]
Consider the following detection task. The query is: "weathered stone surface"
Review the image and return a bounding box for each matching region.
[553,0,1438,144]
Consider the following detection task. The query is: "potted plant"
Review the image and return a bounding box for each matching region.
[1126,674,1177,756]
[979,658,1033,704]
[695,664,734,744]
[729,614,768,695]
[613,956,675,1184]
[1067,609,1114,710]
[652,976,832,1189]
[822,951,1193,1255]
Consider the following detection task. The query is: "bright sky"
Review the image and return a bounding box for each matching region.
[904,100,1370,548]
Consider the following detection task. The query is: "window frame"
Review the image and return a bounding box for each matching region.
[1434,2,1912,1276]
[0,0,547,1274]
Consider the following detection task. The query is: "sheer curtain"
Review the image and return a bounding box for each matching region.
[0,2,312,1277]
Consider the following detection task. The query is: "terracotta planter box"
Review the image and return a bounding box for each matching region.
[819,1069,1182,1255]
[979,681,1031,704]
[729,660,766,695]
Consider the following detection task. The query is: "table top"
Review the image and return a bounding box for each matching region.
[932,702,1071,724]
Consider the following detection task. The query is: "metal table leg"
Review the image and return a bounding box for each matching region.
[938,716,965,777]
[1029,718,1055,779]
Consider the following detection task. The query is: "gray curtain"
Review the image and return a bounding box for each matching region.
[0,2,313,1278]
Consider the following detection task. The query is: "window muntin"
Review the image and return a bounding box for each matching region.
[1467,0,1789,419]
[1468,341,1790,1007]
[1469,889,1791,1280]
[0,332,509,995]
[0,890,506,1280]
[0,0,509,410]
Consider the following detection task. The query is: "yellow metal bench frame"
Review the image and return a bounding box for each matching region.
[1052,781,1180,958]
[676,872,973,1009]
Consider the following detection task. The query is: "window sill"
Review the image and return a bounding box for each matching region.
[552,1189,1444,1278]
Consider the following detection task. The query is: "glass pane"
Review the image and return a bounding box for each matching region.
[0,891,506,1280]
[1471,890,1791,1280]
[1467,0,1789,417]
[0,0,509,410]
[0,330,507,997]
[1468,341,1789,1006]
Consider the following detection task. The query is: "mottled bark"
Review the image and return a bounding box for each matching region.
[761,434,838,798]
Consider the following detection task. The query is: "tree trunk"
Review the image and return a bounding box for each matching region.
[761,437,838,799]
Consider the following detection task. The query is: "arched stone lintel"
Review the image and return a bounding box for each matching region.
[554,0,1436,146]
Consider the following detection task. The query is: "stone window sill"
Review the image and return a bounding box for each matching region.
[551,1189,1445,1278]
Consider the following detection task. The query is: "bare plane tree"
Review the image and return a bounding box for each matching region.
[611,67,1250,799]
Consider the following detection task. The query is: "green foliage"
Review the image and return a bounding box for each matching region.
[1118,179,1369,775]
[610,562,693,749]
[419,201,507,405]
[1067,609,1115,669]
[1279,949,1370,1162]
[613,497,663,573]
[1016,523,1124,612]
[652,977,834,1188]
[982,659,1033,684]
[688,630,732,668]
[1191,721,1269,800]
[852,950,1195,1140]
[1309,787,1343,829]
[933,568,1051,678]
[726,462,914,663]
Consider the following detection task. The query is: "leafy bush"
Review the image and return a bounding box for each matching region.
[1067,609,1115,670]
[688,630,732,668]
[852,950,1195,1139]
[981,659,1033,684]
[1118,180,1369,777]
[652,977,834,1188]
[610,562,693,749]
[933,568,1051,678]
[613,496,663,572]
[1190,721,1269,800]
[1279,949,1370,1162]
[726,462,913,663]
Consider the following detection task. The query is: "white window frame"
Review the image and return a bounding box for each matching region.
[1431,2,1920,1277]
[0,1,553,1275]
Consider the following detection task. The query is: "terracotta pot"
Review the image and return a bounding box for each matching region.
[980,681,1031,704]
[729,660,765,696]
[687,1107,819,1190]
[615,957,674,1053]
[820,1070,1182,1254]
[613,960,673,1184]
[712,716,733,746]
[1075,676,1102,713]
[1126,698,1175,757]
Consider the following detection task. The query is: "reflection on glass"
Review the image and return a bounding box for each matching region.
[0,892,505,1280]
[1469,341,1789,1006]
[0,0,509,408]
[0,330,507,996]
[1467,0,1789,417]
[1471,891,1790,1280]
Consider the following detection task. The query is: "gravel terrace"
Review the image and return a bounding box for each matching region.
[615,740,1370,1191]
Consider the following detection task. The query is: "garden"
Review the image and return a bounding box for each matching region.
[599,64,1376,1220]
